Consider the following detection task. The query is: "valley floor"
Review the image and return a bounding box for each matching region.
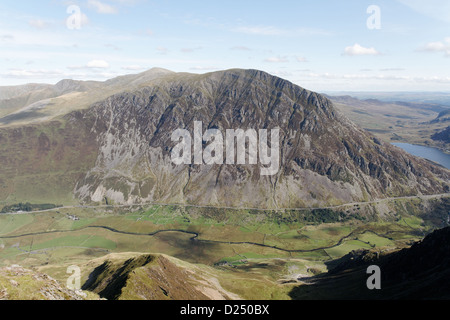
[0,194,448,300]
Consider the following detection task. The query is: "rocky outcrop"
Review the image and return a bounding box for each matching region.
[0,265,95,300]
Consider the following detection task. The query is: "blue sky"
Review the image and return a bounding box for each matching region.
[0,0,449,91]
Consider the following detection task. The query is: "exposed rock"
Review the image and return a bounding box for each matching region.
[0,265,95,300]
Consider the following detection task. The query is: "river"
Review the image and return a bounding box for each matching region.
[392,143,450,169]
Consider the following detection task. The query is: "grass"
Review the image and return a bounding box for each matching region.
[27,235,117,252]
[356,232,395,248]
[324,240,373,258]
[217,268,293,300]
[0,120,97,206]
[0,200,444,300]
[0,214,34,235]
[0,205,433,264]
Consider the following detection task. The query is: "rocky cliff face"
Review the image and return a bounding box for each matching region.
[71,69,449,209]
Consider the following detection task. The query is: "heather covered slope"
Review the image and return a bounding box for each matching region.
[81,253,241,300]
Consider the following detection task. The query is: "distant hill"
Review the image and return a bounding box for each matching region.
[0,68,175,126]
[328,94,450,153]
[431,109,450,124]
[325,91,450,106]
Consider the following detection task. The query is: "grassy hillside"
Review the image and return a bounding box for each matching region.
[0,117,98,207]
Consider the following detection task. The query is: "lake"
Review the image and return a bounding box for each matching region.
[392,143,450,170]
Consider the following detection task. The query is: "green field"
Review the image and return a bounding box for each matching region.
[0,197,447,299]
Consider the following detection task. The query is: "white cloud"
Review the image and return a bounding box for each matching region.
[233,26,285,36]
[190,66,219,71]
[122,64,145,71]
[110,0,142,5]
[271,70,293,77]
[29,19,47,29]
[79,12,90,27]
[296,71,450,84]
[87,59,110,68]
[3,68,65,79]
[68,60,110,69]
[104,43,121,51]
[181,47,202,53]
[156,47,168,55]
[379,68,405,72]
[264,56,289,63]
[0,34,14,41]
[1,68,120,81]
[295,56,308,62]
[231,46,252,51]
[344,43,381,56]
[419,38,450,56]
[88,0,118,14]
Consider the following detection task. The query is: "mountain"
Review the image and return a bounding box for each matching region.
[289,226,450,300]
[72,69,449,208]
[0,69,448,209]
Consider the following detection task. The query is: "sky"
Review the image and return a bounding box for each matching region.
[0,0,449,92]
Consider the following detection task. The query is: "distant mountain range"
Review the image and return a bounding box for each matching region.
[327,94,450,153]
[324,91,450,107]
